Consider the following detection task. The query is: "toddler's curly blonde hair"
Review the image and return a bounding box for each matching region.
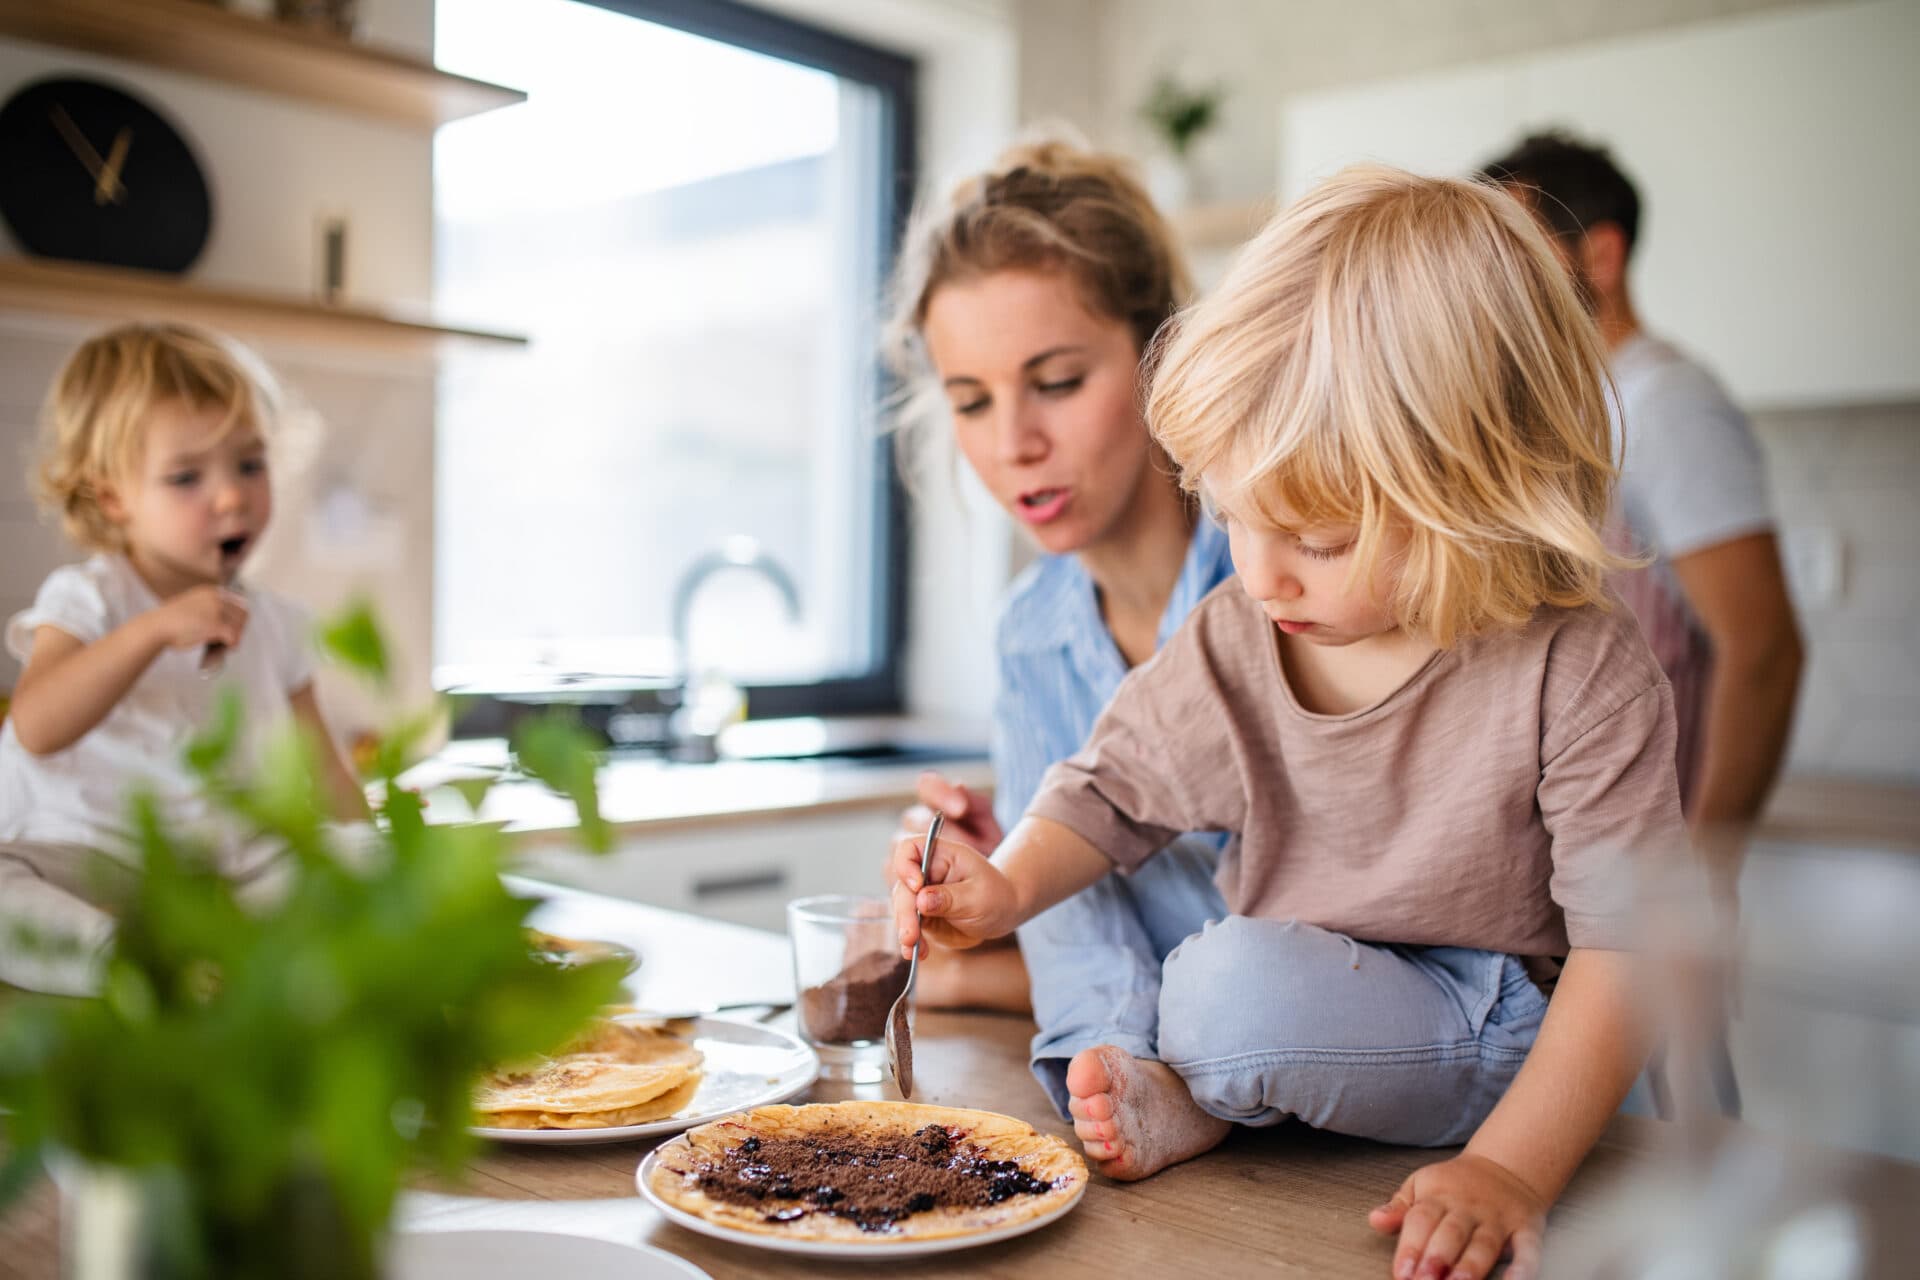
[33,322,282,554]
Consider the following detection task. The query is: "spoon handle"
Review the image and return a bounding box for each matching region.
[907,811,943,982]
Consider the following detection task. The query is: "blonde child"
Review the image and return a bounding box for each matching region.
[888,167,1683,1280]
[1,322,365,865]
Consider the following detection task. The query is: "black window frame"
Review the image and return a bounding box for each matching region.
[595,0,917,719]
[450,0,916,735]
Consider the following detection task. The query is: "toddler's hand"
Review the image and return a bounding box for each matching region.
[897,772,1004,856]
[1368,1153,1546,1280]
[148,585,249,653]
[885,830,1019,959]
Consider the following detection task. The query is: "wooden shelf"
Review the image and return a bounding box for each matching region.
[0,0,524,129]
[0,257,527,354]
[1171,199,1274,251]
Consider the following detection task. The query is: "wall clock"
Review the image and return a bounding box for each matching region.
[0,75,213,274]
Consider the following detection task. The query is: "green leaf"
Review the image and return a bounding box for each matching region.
[509,713,610,854]
[184,688,244,776]
[317,601,389,686]
[447,776,496,815]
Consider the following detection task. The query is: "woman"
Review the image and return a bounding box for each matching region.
[884,139,1234,1115]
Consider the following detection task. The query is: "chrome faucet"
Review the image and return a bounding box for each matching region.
[667,536,802,760]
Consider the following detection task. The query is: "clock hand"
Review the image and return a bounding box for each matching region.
[49,105,109,183]
[95,127,131,205]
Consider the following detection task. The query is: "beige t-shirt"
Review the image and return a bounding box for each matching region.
[1027,583,1684,961]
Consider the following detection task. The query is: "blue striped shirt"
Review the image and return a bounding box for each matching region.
[991,517,1237,832]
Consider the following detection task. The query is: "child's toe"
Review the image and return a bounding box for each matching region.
[1073,1115,1113,1144]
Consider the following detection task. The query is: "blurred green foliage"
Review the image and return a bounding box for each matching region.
[1141,73,1225,157]
[0,601,622,1278]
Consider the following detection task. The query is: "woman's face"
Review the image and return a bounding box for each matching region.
[921,269,1158,557]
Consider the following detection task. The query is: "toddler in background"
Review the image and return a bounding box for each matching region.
[0,321,364,876]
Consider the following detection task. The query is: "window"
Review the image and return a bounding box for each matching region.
[433,0,914,719]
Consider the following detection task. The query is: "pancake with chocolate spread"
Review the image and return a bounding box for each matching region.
[645,1101,1087,1242]
[475,1016,703,1130]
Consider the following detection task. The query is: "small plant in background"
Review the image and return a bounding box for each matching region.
[0,602,621,1279]
[1140,72,1225,159]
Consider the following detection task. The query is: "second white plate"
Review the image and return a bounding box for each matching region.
[470,1016,817,1145]
[391,1230,708,1280]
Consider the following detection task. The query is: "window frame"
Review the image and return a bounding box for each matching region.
[450,0,917,728]
[592,0,917,719]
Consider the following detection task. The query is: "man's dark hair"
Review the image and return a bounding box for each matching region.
[1478,129,1641,255]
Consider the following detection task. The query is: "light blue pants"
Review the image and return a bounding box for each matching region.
[1019,835,1229,1112]
[1020,851,1549,1147]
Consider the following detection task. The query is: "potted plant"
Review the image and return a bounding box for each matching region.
[0,604,623,1279]
[1139,72,1226,211]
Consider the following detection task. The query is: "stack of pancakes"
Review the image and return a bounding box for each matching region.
[475,1017,704,1129]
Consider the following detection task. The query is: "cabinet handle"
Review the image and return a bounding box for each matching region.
[691,868,789,899]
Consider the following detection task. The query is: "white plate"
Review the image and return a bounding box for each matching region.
[391,1230,709,1280]
[470,1016,817,1145]
[635,1139,1088,1259]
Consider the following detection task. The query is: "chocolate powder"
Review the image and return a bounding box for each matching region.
[692,1125,1058,1232]
[800,950,908,1043]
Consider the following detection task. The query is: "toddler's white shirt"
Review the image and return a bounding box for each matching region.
[0,554,313,862]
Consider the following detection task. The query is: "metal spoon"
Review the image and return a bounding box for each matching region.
[885,810,942,1098]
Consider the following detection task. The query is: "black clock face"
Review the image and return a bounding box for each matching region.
[0,76,213,274]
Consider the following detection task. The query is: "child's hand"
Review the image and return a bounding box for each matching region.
[147,585,249,652]
[1368,1153,1546,1280]
[885,830,1020,959]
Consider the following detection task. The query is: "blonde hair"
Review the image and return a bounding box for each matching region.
[1148,165,1628,648]
[884,137,1193,464]
[32,322,283,554]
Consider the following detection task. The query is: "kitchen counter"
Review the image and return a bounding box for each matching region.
[7,879,1919,1277]
[404,721,995,844]
[1759,774,1920,852]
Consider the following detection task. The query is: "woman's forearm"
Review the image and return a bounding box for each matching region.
[9,620,164,755]
[1463,948,1646,1203]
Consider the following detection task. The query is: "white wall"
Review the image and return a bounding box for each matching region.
[1015,0,1851,201]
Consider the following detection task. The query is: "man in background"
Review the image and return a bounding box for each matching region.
[1481,131,1803,873]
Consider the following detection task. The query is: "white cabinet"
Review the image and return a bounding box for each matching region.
[1278,0,1920,410]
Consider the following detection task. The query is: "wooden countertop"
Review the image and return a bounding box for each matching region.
[6,880,1919,1278]
[1759,774,1920,852]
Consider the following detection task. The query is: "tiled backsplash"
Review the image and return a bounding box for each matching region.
[1754,401,1920,784]
[2,319,1915,781]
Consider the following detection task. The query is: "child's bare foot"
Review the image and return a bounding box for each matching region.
[1065,1045,1230,1180]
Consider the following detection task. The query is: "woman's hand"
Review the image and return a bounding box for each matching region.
[885,830,1022,959]
[1367,1153,1546,1280]
[147,585,248,652]
[897,772,1004,854]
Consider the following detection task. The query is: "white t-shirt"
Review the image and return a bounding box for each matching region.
[0,554,314,859]
[1611,332,1774,563]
